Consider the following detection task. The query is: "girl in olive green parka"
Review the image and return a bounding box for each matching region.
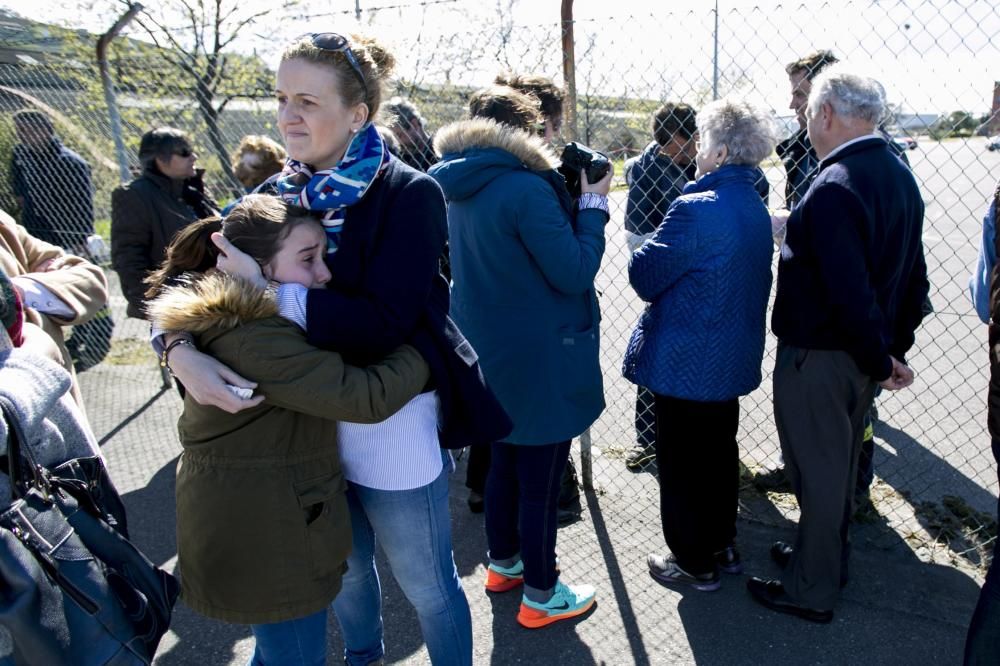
[146,196,429,649]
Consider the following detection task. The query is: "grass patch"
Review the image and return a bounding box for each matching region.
[104,337,157,366]
[94,218,110,240]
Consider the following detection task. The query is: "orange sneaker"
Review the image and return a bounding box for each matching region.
[485,560,523,592]
[516,580,596,629]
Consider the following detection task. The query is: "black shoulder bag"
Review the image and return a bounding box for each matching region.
[0,397,179,665]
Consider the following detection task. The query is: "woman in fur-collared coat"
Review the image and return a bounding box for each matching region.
[145,196,430,658]
[429,85,613,629]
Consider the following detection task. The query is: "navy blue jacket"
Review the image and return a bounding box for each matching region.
[302,158,512,449]
[624,142,694,237]
[11,138,93,249]
[771,136,929,381]
[622,165,773,401]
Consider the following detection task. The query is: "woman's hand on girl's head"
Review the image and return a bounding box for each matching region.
[211,232,267,289]
[581,163,614,197]
[169,343,265,413]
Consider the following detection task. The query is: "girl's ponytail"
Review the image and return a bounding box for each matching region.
[144,217,223,299]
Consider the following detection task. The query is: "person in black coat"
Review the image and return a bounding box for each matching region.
[111,127,218,319]
[10,110,94,253]
[748,68,929,623]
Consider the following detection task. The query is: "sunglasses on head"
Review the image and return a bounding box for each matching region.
[303,32,368,101]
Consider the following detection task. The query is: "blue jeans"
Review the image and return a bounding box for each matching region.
[249,608,327,666]
[332,453,471,666]
[485,440,571,590]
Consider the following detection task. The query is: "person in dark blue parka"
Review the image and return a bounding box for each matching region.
[430,85,613,629]
[622,97,777,592]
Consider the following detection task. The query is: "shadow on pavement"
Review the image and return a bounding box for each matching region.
[875,420,997,516]
[585,488,651,664]
[97,386,171,447]
[676,518,980,664]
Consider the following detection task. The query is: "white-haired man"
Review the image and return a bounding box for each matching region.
[747,69,929,622]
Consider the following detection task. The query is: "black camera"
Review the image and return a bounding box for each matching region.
[558,142,611,198]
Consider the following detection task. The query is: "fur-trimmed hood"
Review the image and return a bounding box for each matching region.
[146,272,278,334]
[428,118,561,202]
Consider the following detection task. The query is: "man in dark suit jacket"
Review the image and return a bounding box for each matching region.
[747,69,930,622]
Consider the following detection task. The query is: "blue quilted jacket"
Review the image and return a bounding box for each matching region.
[622,164,773,401]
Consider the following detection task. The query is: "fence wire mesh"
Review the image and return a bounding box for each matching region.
[2,0,999,657]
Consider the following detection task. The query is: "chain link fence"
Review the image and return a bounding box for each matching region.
[2,0,998,599]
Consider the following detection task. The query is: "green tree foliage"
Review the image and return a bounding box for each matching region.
[4,5,284,222]
[930,110,980,139]
[124,0,290,197]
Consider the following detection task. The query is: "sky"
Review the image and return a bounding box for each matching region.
[2,0,997,116]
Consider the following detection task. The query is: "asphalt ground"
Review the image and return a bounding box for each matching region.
[77,136,998,664]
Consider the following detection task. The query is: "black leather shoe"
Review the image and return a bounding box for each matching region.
[770,541,848,588]
[714,546,743,575]
[770,541,794,569]
[746,577,833,624]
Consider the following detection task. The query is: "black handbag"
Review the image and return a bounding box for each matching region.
[0,396,179,665]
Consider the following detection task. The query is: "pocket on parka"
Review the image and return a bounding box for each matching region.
[294,473,351,582]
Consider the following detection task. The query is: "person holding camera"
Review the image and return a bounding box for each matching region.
[429,85,612,629]
[461,72,582,522]
[622,97,776,592]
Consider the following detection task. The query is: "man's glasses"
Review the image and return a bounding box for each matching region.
[175,148,193,158]
[304,32,368,101]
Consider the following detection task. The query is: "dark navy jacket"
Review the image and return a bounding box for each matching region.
[11,138,93,249]
[771,136,929,381]
[302,158,512,449]
[624,142,694,237]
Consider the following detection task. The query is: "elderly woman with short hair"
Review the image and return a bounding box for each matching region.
[622,97,777,592]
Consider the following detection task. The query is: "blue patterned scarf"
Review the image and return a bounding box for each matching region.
[276,123,390,253]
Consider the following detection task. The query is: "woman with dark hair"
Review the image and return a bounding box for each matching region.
[111,127,218,319]
[429,85,612,629]
[159,32,507,666]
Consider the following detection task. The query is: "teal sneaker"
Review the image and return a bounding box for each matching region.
[517,580,596,629]
[485,560,524,592]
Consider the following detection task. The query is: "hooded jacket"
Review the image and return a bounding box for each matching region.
[147,273,429,624]
[429,119,606,445]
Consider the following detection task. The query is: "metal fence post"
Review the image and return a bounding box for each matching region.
[96,3,143,186]
[560,0,578,143]
[561,0,593,489]
[96,4,172,389]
